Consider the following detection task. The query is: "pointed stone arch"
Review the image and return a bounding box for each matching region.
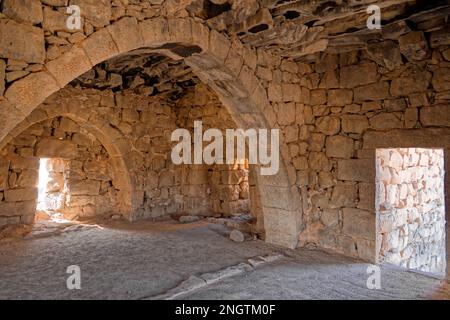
[0,93,133,219]
[0,17,301,248]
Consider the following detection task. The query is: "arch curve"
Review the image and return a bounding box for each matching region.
[1,93,134,219]
[0,17,301,248]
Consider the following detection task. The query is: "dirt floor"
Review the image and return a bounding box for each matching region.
[0,219,448,300]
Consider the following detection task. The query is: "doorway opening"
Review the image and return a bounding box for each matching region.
[375,148,446,276]
[36,158,69,223]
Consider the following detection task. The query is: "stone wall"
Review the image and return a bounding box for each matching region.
[0,115,118,224]
[0,82,255,226]
[176,83,251,217]
[376,148,446,274]
[252,31,450,261]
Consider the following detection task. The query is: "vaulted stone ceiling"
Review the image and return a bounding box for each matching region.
[70,0,450,101]
[188,0,450,60]
[71,50,199,101]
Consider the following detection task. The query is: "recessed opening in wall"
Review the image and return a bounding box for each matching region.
[375,148,446,276]
[36,158,69,223]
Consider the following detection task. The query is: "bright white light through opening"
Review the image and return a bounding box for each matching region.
[36,158,70,223]
[37,158,50,212]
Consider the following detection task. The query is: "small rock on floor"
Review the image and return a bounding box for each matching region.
[230,229,245,242]
[179,215,200,224]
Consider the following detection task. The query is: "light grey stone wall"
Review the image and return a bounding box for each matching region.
[376,148,446,274]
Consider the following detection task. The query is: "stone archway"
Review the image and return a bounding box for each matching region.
[0,93,133,219]
[0,17,301,248]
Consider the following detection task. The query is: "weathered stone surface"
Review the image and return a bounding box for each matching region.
[366,40,402,70]
[0,158,10,191]
[107,17,143,53]
[432,68,450,92]
[325,135,353,159]
[341,115,368,134]
[0,59,5,96]
[4,188,37,202]
[358,183,374,211]
[354,82,390,102]
[179,215,200,223]
[81,28,119,66]
[230,229,245,242]
[337,159,374,182]
[342,208,374,239]
[331,184,358,208]
[390,66,431,97]
[2,0,43,25]
[42,7,74,33]
[369,113,402,130]
[70,0,112,28]
[35,139,78,158]
[398,32,430,61]
[66,179,101,196]
[420,105,450,127]
[5,73,60,117]
[327,89,353,106]
[316,116,340,136]
[46,45,92,87]
[0,200,35,217]
[340,62,378,88]
[310,89,326,105]
[363,128,450,149]
[0,19,45,63]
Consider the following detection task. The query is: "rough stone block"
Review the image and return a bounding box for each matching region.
[420,105,450,127]
[35,138,78,158]
[0,200,35,217]
[140,18,169,47]
[354,82,390,102]
[369,113,402,130]
[4,188,37,202]
[330,184,358,208]
[70,0,112,28]
[432,68,450,92]
[398,31,430,61]
[325,135,354,158]
[341,115,368,134]
[46,45,92,88]
[5,71,60,114]
[66,179,101,196]
[327,89,353,106]
[2,0,43,25]
[81,28,119,66]
[0,19,45,63]
[316,116,340,136]
[107,17,143,53]
[340,62,378,88]
[337,159,374,182]
[342,207,375,240]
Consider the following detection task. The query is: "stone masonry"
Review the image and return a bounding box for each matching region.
[376,148,446,274]
[0,1,449,266]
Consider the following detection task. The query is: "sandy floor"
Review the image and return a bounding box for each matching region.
[0,220,448,300]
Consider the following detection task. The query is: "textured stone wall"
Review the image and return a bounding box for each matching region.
[0,82,254,226]
[176,83,251,217]
[0,115,118,224]
[376,148,446,274]
[252,31,450,261]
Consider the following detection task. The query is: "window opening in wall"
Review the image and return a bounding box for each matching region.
[36,158,69,223]
[376,148,446,276]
